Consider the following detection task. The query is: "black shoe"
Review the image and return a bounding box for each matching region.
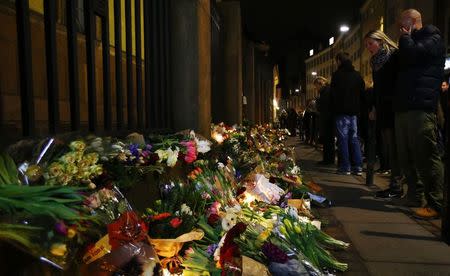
[375,188,403,199]
[376,169,391,175]
[336,170,351,175]
[352,169,363,176]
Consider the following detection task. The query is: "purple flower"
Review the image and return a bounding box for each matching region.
[235,170,242,180]
[145,144,152,151]
[262,242,289,263]
[54,221,68,236]
[279,201,288,208]
[141,150,150,158]
[129,144,140,158]
[206,243,219,256]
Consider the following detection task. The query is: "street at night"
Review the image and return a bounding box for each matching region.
[0,0,449,275]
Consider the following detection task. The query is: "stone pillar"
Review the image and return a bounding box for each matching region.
[217,1,243,125]
[170,0,211,137]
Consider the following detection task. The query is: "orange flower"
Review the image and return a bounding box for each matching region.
[152,212,172,221]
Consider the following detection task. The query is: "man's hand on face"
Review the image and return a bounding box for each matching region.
[400,25,412,35]
[399,18,413,35]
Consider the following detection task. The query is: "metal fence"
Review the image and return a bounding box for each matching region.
[14,0,171,136]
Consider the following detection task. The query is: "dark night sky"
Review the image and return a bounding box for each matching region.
[239,0,364,89]
[241,0,364,59]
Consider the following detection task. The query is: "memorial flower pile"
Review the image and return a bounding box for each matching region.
[0,124,349,275]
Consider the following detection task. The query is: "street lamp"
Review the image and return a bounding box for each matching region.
[311,71,317,76]
[329,37,334,45]
[295,88,300,92]
[309,49,314,56]
[340,25,349,33]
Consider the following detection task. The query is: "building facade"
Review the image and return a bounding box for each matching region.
[304,24,361,102]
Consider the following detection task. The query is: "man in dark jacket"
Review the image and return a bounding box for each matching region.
[394,9,445,219]
[330,52,365,175]
[315,76,335,165]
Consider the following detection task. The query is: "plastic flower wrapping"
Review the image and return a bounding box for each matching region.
[0,125,350,275]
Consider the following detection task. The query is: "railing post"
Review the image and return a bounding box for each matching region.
[44,0,59,134]
[125,0,134,129]
[144,0,152,129]
[67,0,80,131]
[15,0,35,136]
[84,0,97,132]
[114,0,124,130]
[135,0,143,130]
[101,0,112,131]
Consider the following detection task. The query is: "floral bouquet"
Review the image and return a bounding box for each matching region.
[143,181,207,274]
[145,207,204,275]
[11,138,104,189]
[0,183,94,269]
[44,141,103,189]
[82,211,159,275]
[82,187,159,275]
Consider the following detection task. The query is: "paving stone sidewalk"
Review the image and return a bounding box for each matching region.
[288,139,450,276]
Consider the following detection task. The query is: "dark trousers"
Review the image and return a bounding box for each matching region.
[320,116,335,163]
[395,111,443,211]
[380,127,402,190]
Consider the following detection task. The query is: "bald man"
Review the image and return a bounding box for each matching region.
[393,9,446,219]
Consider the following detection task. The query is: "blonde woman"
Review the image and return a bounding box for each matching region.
[364,30,402,198]
[314,76,335,165]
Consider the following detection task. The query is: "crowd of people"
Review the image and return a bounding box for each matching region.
[282,9,449,220]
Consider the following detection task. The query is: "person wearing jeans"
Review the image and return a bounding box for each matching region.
[335,115,362,174]
[330,52,365,175]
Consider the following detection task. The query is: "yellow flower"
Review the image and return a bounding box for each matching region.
[69,141,86,152]
[50,243,67,257]
[67,228,77,239]
[60,152,77,164]
[84,152,99,165]
[48,162,64,177]
[117,152,127,162]
[77,159,90,170]
[155,149,168,161]
[64,163,78,175]
[257,229,271,243]
[25,165,43,182]
[57,174,72,185]
[91,165,103,176]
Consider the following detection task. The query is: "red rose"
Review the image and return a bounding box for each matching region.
[207,214,220,225]
[170,217,183,228]
[148,153,160,165]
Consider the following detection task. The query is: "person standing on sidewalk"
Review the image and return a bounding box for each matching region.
[364,30,403,199]
[314,76,335,165]
[330,52,365,175]
[394,9,445,219]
